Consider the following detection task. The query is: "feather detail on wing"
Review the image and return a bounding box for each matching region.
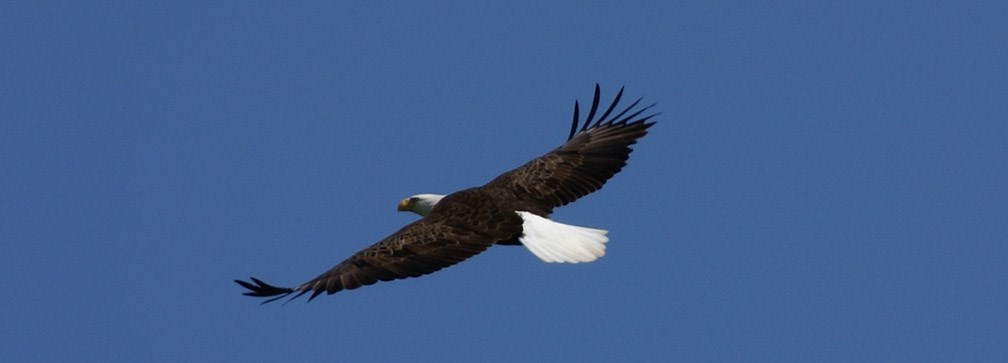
[482,84,657,215]
[235,189,523,303]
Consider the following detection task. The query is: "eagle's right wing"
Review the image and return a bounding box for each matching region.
[482,85,657,215]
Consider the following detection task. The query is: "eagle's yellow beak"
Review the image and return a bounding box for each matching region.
[397,198,411,212]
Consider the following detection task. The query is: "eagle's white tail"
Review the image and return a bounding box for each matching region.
[516,211,608,263]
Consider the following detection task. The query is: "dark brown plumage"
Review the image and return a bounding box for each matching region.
[236,85,656,303]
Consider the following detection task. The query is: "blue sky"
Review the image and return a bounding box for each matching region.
[2,2,1005,362]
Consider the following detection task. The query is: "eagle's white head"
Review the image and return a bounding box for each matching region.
[397,194,445,217]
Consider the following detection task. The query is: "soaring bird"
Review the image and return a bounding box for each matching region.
[236,85,657,303]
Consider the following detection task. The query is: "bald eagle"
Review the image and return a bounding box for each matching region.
[236,85,657,303]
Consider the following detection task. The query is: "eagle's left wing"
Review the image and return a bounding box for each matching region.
[236,190,522,303]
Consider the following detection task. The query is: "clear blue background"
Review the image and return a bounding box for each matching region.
[2,2,1005,362]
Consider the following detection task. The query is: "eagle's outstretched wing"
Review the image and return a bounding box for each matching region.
[482,84,657,216]
[236,189,523,303]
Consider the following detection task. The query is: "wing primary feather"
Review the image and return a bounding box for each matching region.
[288,289,310,303]
[636,113,661,127]
[568,100,580,140]
[234,279,259,292]
[308,288,326,302]
[580,84,602,133]
[594,86,624,126]
[234,277,297,304]
[614,103,657,125]
[261,294,290,305]
[606,97,643,126]
[249,277,293,296]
